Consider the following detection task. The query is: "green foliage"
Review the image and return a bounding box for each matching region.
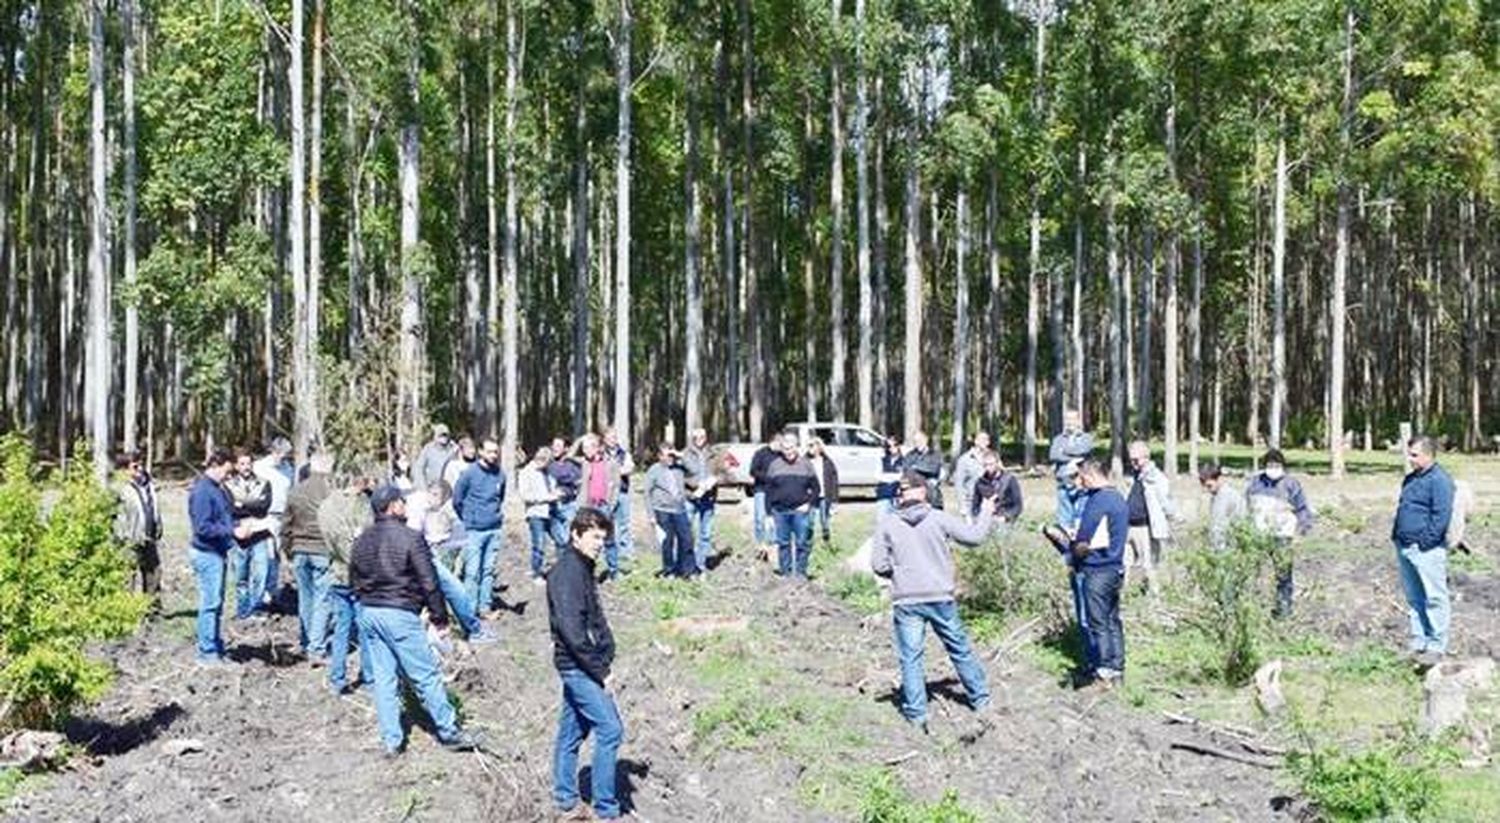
[858,769,982,823]
[1287,736,1445,822]
[955,533,1067,640]
[0,437,149,730]
[1179,523,1282,685]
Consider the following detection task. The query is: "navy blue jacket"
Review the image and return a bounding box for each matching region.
[1074,488,1129,569]
[1393,464,1455,551]
[875,452,904,501]
[548,458,583,503]
[189,476,236,554]
[453,461,506,532]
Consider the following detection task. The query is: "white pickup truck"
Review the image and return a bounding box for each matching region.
[714,422,894,499]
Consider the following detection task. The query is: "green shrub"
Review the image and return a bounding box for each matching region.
[1287,737,1444,821]
[1179,523,1281,685]
[0,437,149,730]
[858,769,981,823]
[956,533,1066,630]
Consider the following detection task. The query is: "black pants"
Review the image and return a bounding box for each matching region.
[136,540,162,600]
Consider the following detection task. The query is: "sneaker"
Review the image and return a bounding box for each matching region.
[441,730,481,752]
[467,627,501,645]
[556,805,598,821]
[382,746,403,760]
[532,575,547,587]
[195,655,231,669]
[1415,651,1446,671]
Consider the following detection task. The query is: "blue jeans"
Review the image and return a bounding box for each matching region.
[1055,483,1085,529]
[612,494,634,562]
[689,498,716,572]
[358,606,461,753]
[551,500,579,549]
[1396,543,1449,654]
[462,527,502,613]
[773,509,813,577]
[753,490,768,544]
[190,548,227,660]
[653,510,696,577]
[553,668,625,819]
[814,498,833,540]
[1081,566,1126,675]
[232,537,275,619]
[328,585,373,691]
[1069,570,1099,671]
[529,516,556,577]
[293,553,334,658]
[432,547,483,636]
[892,600,990,724]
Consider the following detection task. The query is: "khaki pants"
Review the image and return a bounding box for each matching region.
[1127,526,1166,591]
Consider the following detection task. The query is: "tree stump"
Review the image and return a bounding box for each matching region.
[1254,659,1285,716]
[1422,657,1496,737]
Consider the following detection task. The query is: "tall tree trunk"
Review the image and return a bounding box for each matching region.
[345,94,364,354]
[827,0,845,422]
[484,0,499,435]
[613,0,632,443]
[1105,151,1124,475]
[1071,144,1086,414]
[1137,226,1155,439]
[307,0,325,452]
[951,189,969,458]
[122,0,140,453]
[1188,76,1204,475]
[1461,197,1481,450]
[398,2,423,449]
[873,74,889,430]
[853,0,873,428]
[503,0,521,463]
[740,0,762,441]
[1023,15,1046,468]
[901,113,922,439]
[571,8,589,435]
[986,170,1002,434]
[716,34,739,437]
[1329,4,1353,477]
[684,81,703,435]
[87,0,109,479]
[290,0,310,460]
[1162,92,1179,475]
[1270,128,1288,449]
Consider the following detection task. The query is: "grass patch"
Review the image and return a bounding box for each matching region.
[1450,549,1496,576]
[853,768,989,823]
[1286,733,1447,822]
[1432,767,1500,822]
[0,768,26,805]
[811,513,887,616]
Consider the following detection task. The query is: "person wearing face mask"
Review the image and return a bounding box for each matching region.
[1123,440,1178,594]
[1246,449,1314,618]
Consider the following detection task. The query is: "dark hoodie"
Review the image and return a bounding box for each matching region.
[870,503,992,605]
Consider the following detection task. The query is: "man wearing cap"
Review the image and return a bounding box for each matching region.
[351,485,478,757]
[414,424,458,490]
[871,470,996,732]
[1049,409,1094,528]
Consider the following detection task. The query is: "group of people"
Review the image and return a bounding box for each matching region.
[171,431,632,820]
[105,409,1464,818]
[869,408,1463,731]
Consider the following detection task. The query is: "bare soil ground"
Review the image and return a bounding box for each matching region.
[5,461,1498,822]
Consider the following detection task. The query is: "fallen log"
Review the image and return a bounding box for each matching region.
[1169,740,1282,769]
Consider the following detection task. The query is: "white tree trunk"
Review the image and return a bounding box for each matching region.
[1023,17,1046,468]
[1330,4,1354,477]
[828,0,845,422]
[613,0,632,443]
[1163,94,1179,475]
[951,190,969,458]
[122,0,140,454]
[902,120,922,440]
[503,0,521,466]
[87,0,110,479]
[290,0,310,460]
[1270,130,1288,450]
[684,87,703,435]
[307,0,325,453]
[853,0,873,429]
[398,5,423,449]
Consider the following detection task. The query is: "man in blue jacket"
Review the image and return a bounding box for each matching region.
[1069,459,1130,692]
[188,449,244,665]
[453,437,506,615]
[1393,436,1456,664]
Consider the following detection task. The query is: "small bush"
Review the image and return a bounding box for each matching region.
[1287,737,1444,821]
[956,532,1066,630]
[858,769,981,823]
[0,437,149,730]
[1180,523,1281,685]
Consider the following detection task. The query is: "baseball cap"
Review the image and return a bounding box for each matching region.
[898,470,927,491]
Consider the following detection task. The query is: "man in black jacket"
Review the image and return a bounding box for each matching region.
[764,436,821,578]
[903,431,945,510]
[351,485,477,757]
[971,450,1024,528]
[548,507,625,820]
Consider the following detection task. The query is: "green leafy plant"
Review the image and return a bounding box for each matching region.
[0,437,149,730]
[858,769,982,823]
[955,532,1067,634]
[1287,736,1444,821]
[1180,523,1282,685]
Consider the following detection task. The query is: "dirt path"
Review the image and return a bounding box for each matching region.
[9,470,1494,821]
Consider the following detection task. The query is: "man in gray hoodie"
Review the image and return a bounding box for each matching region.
[871,470,997,732]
